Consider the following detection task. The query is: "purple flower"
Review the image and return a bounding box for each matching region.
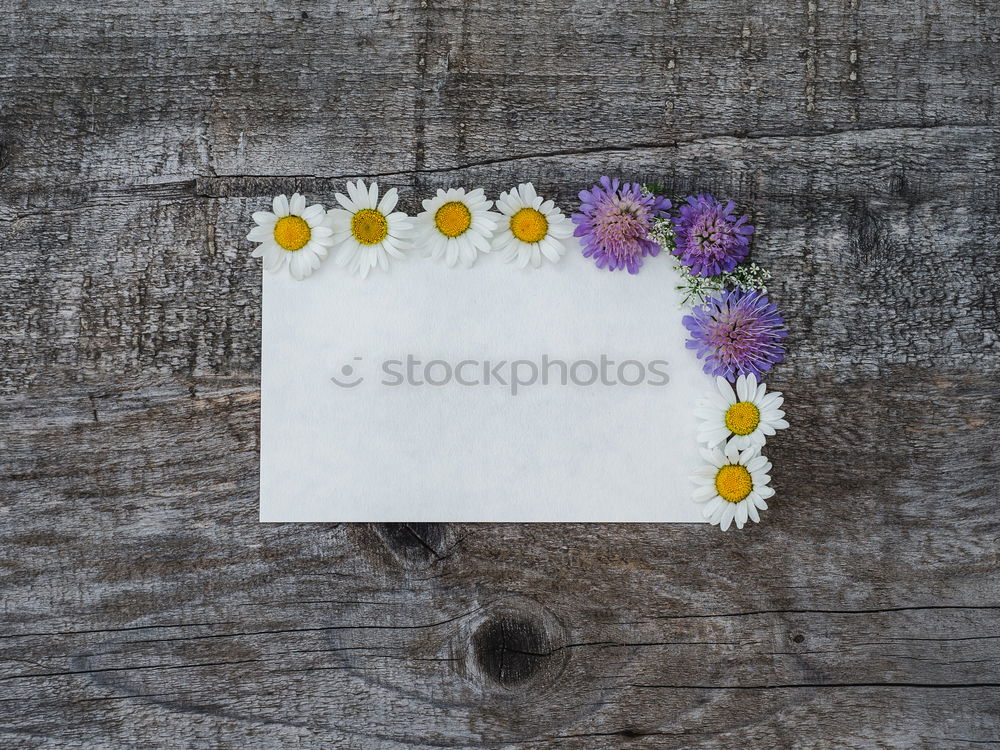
[683,289,787,382]
[572,176,671,274]
[673,194,754,277]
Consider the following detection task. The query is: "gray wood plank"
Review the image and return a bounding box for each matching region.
[1,0,999,747]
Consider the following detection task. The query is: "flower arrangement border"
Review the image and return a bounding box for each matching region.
[248,176,790,531]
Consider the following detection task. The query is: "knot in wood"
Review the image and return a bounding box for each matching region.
[472,613,555,687]
[373,522,449,566]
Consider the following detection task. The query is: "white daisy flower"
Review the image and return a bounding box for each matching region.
[413,187,499,268]
[247,193,334,281]
[695,373,789,450]
[691,441,774,531]
[491,182,574,268]
[327,180,413,279]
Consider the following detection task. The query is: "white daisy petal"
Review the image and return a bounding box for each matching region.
[693,485,716,502]
[260,243,284,270]
[429,235,447,261]
[707,392,729,411]
[736,375,749,402]
[306,246,323,269]
[328,208,351,226]
[336,192,359,212]
[724,440,741,463]
[759,394,782,410]
[692,467,717,484]
[288,251,309,280]
[729,435,750,451]
[714,377,734,405]
[703,496,725,519]
[303,239,328,260]
[346,180,365,207]
[735,500,749,528]
[719,504,736,531]
[460,239,477,268]
[273,194,290,217]
[540,236,564,262]
[469,231,492,253]
[302,204,326,225]
[707,430,731,448]
[252,211,277,227]
[384,242,406,260]
[247,226,273,243]
[378,188,399,215]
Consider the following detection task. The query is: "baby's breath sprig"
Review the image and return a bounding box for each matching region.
[676,272,724,306]
[724,262,771,294]
[649,217,675,253]
[675,261,772,306]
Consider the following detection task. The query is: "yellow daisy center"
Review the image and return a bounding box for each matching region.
[435,201,472,238]
[273,215,311,251]
[510,207,549,243]
[725,401,760,436]
[351,208,389,246]
[715,464,753,503]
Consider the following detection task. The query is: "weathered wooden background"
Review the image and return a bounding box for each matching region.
[1,0,998,747]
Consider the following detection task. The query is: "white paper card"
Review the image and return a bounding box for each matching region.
[260,246,715,522]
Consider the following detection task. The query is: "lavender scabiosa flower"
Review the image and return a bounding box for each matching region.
[673,194,754,277]
[572,176,671,274]
[683,289,787,382]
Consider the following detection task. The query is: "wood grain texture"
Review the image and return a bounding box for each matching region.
[1,0,999,747]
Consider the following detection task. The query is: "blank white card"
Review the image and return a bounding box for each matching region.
[260,244,714,522]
